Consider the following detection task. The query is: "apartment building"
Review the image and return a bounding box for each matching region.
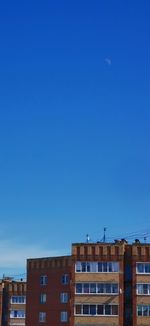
[26,256,72,325]
[26,241,150,326]
[0,278,26,326]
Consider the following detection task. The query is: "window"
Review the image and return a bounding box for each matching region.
[137,284,150,295]
[40,294,47,304]
[11,296,26,304]
[137,305,150,316]
[75,261,119,273]
[39,312,46,322]
[40,275,48,286]
[61,274,69,284]
[75,282,118,294]
[136,263,150,274]
[10,310,25,318]
[75,304,118,316]
[61,311,68,322]
[60,293,68,303]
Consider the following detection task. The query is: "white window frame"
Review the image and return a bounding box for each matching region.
[74,304,118,316]
[137,304,150,316]
[137,283,150,295]
[136,263,150,274]
[11,296,26,304]
[10,310,25,318]
[75,282,119,295]
[75,261,119,273]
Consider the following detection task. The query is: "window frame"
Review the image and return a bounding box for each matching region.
[10,310,25,318]
[60,293,69,303]
[39,312,46,323]
[40,275,48,286]
[75,282,119,295]
[136,263,150,274]
[11,296,26,304]
[74,304,118,316]
[40,293,47,304]
[137,283,150,295]
[75,261,119,273]
[60,311,68,322]
[61,274,69,285]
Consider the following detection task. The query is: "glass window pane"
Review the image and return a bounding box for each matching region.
[113,262,119,272]
[112,284,118,293]
[108,262,113,272]
[103,262,107,272]
[90,305,96,315]
[105,283,111,293]
[143,284,148,294]
[90,283,96,293]
[87,262,90,272]
[137,263,144,273]
[83,305,89,315]
[97,283,104,293]
[137,305,142,316]
[90,262,97,272]
[105,305,111,315]
[143,306,149,316]
[97,305,103,315]
[145,264,150,273]
[112,305,118,315]
[76,283,82,294]
[75,305,81,315]
[137,284,143,294]
[83,283,89,293]
[81,262,86,272]
[76,262,82,272]
[98,262,102,272]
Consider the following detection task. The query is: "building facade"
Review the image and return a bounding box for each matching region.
[0,278,26,326]
[26,241,150,326]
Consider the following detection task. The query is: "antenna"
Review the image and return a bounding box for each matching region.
[103,227,107,243]
[86,234,90,243]
[144,236,147,244]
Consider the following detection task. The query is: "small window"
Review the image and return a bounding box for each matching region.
[90,283,96,293]
[97,305,103,315]
[83,283,89,293]
[11,296,26,304]
[112,305,118,315]
[105,305,111,315]
[61,311,68,322]
[75,305,81,315]
[83,305,89,315]
[39,312,46,322]
[60,293,68,303]
[40,294,47,304]
[40,275,48,286]
[137,305,142,316]
[76,283,82,293]
[90,305,96,315]
[10,310,25,318]
[62,274,69,285]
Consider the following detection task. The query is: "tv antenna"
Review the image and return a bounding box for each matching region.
[103,227,107,243]
[86,234,90,243]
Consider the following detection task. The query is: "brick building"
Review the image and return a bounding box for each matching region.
[0,278,26,326]
[26,241,150,326]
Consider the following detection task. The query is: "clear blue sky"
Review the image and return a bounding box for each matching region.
[0,0,150,276]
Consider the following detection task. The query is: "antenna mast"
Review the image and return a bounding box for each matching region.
[103,227,107,243]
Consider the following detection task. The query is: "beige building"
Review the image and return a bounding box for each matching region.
[0,278,26,326]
